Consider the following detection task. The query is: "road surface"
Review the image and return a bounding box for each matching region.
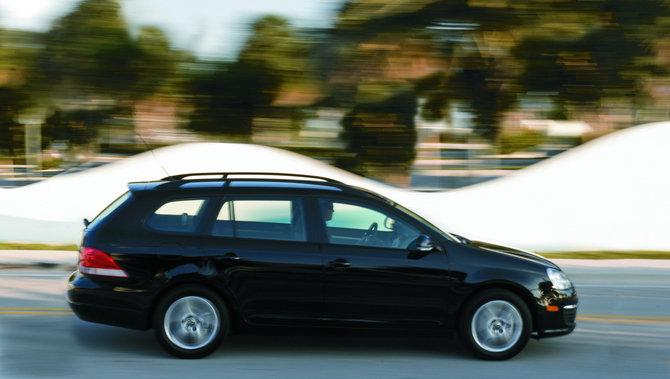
[0,259,668,379]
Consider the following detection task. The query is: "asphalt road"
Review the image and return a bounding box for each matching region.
[0,263,668,379]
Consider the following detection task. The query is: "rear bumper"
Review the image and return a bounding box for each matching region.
[67,271,150,331]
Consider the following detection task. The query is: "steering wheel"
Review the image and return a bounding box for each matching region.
[357,222,378,246]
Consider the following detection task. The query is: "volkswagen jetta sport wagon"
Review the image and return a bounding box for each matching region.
[67,173,577,360]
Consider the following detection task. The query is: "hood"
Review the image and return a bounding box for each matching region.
[466,239,558,269]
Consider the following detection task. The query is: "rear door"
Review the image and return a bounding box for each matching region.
[201,196,324,325]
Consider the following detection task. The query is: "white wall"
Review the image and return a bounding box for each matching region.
[1,122,668,252]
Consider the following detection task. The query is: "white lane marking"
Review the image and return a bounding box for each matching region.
[575,284,670,288]
[0,274,69,277]
[576,329,670,338]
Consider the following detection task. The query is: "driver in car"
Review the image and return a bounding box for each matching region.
[321,201,334,222]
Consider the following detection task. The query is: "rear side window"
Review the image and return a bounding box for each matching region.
[145,198,210,234]
[208,198,306,242]
[87,191,133,230]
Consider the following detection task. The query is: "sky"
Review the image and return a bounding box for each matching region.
[0,0,339,59]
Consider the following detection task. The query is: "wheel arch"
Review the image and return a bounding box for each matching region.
[146,277,241,331]
[454,281,539,334]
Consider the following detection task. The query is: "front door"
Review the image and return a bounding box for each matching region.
[315,198,450,328]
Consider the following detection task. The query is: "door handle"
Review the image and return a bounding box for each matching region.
[221,253,241,261]
[328,259,351,268]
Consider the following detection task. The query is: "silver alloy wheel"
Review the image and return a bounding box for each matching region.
[164,296,220,350]
[471,300,523,353]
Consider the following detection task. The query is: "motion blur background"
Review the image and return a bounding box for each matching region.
[1,0,669,189]
[0,5,668,377]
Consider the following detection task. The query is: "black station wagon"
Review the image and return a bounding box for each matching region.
[67,173,577,360]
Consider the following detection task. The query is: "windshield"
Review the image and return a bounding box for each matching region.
[392,202,460,243]
[358,187,459,243]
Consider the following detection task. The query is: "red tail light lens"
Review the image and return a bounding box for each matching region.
[79,247,129,278]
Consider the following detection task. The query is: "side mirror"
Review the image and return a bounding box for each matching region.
[413,234,435,252]
[83,218,90,227]
[407,235,436,260]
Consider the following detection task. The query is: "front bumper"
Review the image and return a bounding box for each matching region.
[534,286,578,338]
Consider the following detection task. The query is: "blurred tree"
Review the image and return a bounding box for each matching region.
[42,108,104,148]
[187,60,282,138]
[514,0,667,120]
[323,0,523,157]
[187,15,316,139]
[239,15,308,83]
[328,0,670,143]
[35,0,183,152]
[0,100,25,157]
[0,29,46,158]
[133,26,177,98]
[39,0,141,98]
[339,86,418,182]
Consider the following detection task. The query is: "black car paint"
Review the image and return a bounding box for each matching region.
[68,178,577,340]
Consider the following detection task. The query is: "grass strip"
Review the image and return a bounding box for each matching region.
[0,243,78,251]
[538,251,670,260]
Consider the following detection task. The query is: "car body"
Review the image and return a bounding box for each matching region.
[67,173,577,360]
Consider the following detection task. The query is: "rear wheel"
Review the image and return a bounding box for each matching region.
[153,285,229,359]
[459,289,531,360]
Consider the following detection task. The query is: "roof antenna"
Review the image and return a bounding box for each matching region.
[136,133,175,181]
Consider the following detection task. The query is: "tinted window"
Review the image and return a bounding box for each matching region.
[318,199,420,249]
[209,198,306,242]
[87,191,133,230]
[146,198,209,234]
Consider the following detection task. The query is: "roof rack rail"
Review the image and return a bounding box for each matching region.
[161,172,344,184]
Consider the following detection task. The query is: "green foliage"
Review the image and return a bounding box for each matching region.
[37,0,177,101]
[133,26,177,97]
[513,21,655,110]
[1,0,668,157]
[42,108,105,146]
[186,15,316,138]
[339,89,418,172]
[0,87,32,154]
[187,60,282,137]
[330,0,670,141]
[498,129,544,155]
[40,157,62,170]
[0,242,77,251]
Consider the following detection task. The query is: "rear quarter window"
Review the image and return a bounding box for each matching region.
[87,191,133,230]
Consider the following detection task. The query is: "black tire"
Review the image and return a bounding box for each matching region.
[153,285,229,359]
[458,289,531,360]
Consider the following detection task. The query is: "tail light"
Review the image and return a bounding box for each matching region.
[79,247,129,278]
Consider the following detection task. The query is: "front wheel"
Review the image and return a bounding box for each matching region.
[153,285,229,359]
[459,289,531,360]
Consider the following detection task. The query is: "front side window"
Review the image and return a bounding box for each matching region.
[208,198,306,242]
[318,199,420,249]
[145,198,209,234]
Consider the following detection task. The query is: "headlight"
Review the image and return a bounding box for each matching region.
[547,268,572,290]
